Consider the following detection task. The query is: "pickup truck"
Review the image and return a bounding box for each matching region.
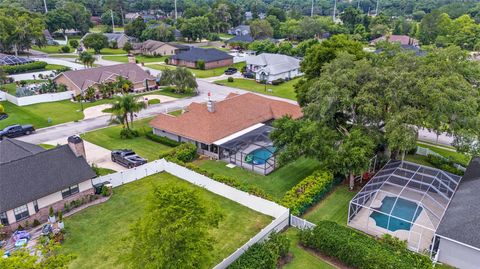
[0,124,35,139]
[111,149,147,168]
[224,67,238,75]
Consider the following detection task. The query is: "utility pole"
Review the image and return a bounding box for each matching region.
[333,0,337,21]
[174,0,178,21]
[357,0,361,9]
[43,0,48,13]
[375,0,379,16]
[310,0,314,17]
[111,10,115,31]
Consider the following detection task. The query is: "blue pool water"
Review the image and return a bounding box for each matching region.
[370,196,422,232]
[244,146,276,165]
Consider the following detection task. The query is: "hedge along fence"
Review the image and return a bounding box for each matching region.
[145,132,181,147]
[281,170,341,215]
[1,61,48,74]
[299,221,433,269]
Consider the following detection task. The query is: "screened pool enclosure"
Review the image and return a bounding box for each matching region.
[348,160,462,253]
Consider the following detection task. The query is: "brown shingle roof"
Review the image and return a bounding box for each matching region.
[149,93,302,144]
[57,63,155,91]
[369,35,419,46]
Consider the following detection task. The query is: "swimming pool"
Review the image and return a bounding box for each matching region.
[244,146,276,165]
[370,196,422,232]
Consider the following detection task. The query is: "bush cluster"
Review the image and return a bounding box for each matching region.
[426,154,464,175]
[1,61,48,74]
[160,143,197,162]
[60,45,71,53]
[281,170,337,215]
[120,128,140,139]
[227,77,234,82]
[229,232,290,269]
[271,78,285,85]
[299,221,433,269]
[145,132,181,147]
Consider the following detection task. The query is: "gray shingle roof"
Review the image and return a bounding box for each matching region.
[436,157,480,249]
[170,47,233,63]
[0,138,45,164]
[226,35,254,43]
[247,53,301,75]
[0,143,96,212]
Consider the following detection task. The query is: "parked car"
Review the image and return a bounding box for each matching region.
[41,224,53,237]
[243,71,255,79]
[224,67,237,75]
[111,150,147,168]
[12,230,30,241]
[0,124,35,139]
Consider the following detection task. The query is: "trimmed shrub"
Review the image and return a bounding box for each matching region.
[196,59,205,70]
[2,61,48,74]
[32,219,41,227]
[299,221,433,269]
[160,143,197,163]
[281,170,338,215]
[227,77,234,82]
[69,39,79,48]
[229,232,290,269]
[271,78,285,85]
[145,132,181,147]
[60,45,71,53]
[120,128,139,139]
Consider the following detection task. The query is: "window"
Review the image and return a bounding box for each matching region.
[61,185,79,199]
[33,200,39,213]
[13,205,29,221]
[0,212,8,225]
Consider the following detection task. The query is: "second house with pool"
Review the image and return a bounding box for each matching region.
[149,92,302,175]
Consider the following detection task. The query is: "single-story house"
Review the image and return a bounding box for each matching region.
[54,63,156,96]
[149,93,302,174]
[434,157,480,269]
[169,47,234,69]
[225,34,254,45]
[228,25,251,36]
[132,40,189,56]
[81,33,134,49]
[369,35,419,46]
[246,53,302,83]
[0,136,96,231]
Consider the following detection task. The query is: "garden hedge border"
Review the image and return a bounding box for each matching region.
[145,132,181,147]
[1,61,48,74]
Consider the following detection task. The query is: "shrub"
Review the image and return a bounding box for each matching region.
[196,59,205,70]
[229,232,290,269]
[32,219,41,227]
[160,143,197,163]
[299,221,432,269]
[49,206,54,217]
[227,77,234,82]
[17,224,24,231]
[101,185,111,196]
[164,58,169,64]
[60,45,71,53]
[69,39,79,48]
[281,170,337,215]
[147,99,160,105]
[207,33,220,41]
[426,154,464,175]
[120,128,139,139]
[0,104,4,114]
[145,132,181,147]
[2,61,48,74]
[271,78,284,85]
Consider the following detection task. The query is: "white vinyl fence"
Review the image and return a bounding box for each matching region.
[416,146,466,171]
[290,215,316,230]
[0,91,74,106]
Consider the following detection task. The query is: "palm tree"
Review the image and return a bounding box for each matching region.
[79,52,95,68]
[110,94,146,131]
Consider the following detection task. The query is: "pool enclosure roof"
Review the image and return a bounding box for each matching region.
[0,54,34,66]
[216,124,274,151]
[349,160,462,232]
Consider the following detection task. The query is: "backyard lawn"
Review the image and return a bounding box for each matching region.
[147,62,246,78]
[194,157,320,201]
[80,118,172,161]
[102,55,167,63]
[1,79,45,95]
[61,173,272,269]
[303,185,355,226]
[215,78,300,100]
[417,141,471,166]
[32,45,72,54]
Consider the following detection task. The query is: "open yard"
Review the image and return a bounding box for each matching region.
[61,173,272,269]
[80,118,172,161]
[103,55,168,63]
[148,62,246,78]
[215,78,300,100]
[194,157,320,201]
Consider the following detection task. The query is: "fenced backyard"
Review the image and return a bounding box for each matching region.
[415,146,466,171]
[0,90,74,106]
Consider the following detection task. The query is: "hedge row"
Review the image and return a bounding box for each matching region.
[228,232,290,269]
[299,221,433,269]
[1,61,48,74]
[426,154,464,175]
[166,158,273,200]
[159,143,197,163]
[281,170,339,215]
[145,132,181,147]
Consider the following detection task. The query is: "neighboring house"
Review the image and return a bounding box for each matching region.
[228,25,251,36]
[169,47,234,69]
[434,157,480,269]
[225,34,255,46]
[0,136,96,232]
[246,53,302,83]
[131,40,189,56]
[369,35,419,46]
[54,63,156,96]
[81,33,133,49]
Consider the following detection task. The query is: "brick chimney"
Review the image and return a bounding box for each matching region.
[67,135,86,159]
[207,92,215,113]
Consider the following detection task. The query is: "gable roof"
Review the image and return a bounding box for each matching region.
[226,34,255,43]
[247,53,301,75]
[369,35,419,46]
[170,47,233,63]
[436,157,480,249]
[133,40,189,51]
[81,33,130,43]
[0,138,45,164]
[56,63,155,91]
[149,93,302,144]
[0,142,96,212]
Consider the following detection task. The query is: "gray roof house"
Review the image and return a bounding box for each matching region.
[434,157,480,269]
[246,53,302,83]
[225,34,255,44]
[0,137,96,231]
[228,25,251,36]
[81,33,134,49]
[170,47,234,69]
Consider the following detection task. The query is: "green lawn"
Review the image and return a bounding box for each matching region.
[168,109,183,116]
[90,25,124,33]
[194,157,320,201]
[103,55,167,63]
[417,141,471,166]
[303,185,355,226]
[215,78,300,100]
[38,143,57,150]
[61,173,272,269]
[148,62,246,78]
[32,45,72,54]
[80,118,173,161]
[45,64,69,71]
[48,54,79,58]
[218,33,234,39]
[405,154,432,167]
[152,87,196,98]
[283,228,335,269]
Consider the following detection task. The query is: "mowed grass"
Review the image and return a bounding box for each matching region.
[194,157,320,200]
[303,185,355,226]
[61,173,272,269]
[80,117,172,161]
[103,55,167,63]
[283,228,335,269]
[417,141,471,166]
[32,45,72,54]
[147,62,246,78]
[216,78,300,100]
